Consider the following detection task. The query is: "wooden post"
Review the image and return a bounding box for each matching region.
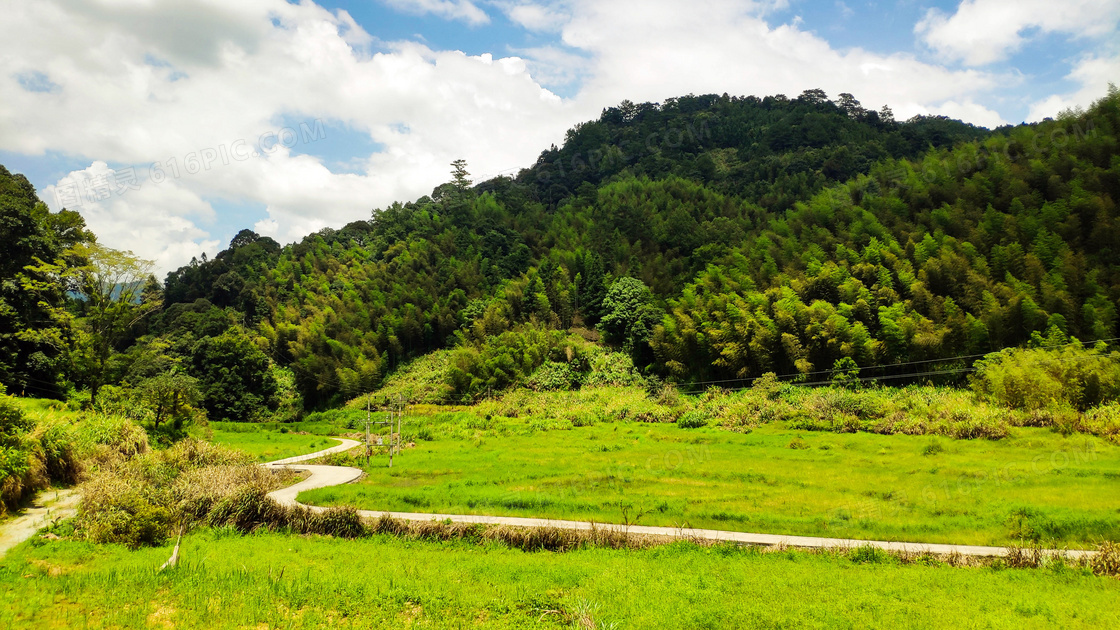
[387,411,394,468]
[396,394,403,456]
[365,394,371,467]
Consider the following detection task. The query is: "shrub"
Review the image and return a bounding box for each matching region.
[1091,541,1120,578]
[582,351,643,388]
[80,478,171,549]
[448,327,571,398]
[972,343,1120,411]
[848,545,895,564]
[526,361,581,391]
[677,411,708,429]
[206,486,366,538]
[75,439,288,546]
[349,351,456,407]
[0,391,49,515]
[1081,403,1120,443]
[36,422,80,484]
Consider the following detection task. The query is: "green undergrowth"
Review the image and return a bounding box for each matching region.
[1,393,148,518]
[2,531,1118,629]
[348,374,1120,444]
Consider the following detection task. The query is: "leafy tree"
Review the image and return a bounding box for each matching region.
[190,331,277,421]
[66,244,160,404]
[135,372,202,430]
[0,166,94,396]
[599,277,664,363]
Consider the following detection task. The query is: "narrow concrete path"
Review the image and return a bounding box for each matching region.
[0,489,80,558]
[263,438,364,505]
[265,438,1097,560]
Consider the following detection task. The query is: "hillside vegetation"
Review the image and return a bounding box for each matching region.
[1,87,1118,428]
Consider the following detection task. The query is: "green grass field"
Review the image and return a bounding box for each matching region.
[1,531,1117,629]
[301,413,1120,548]
[201,422,340,462]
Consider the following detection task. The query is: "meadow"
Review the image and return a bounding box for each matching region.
[298,411,1120,548]
[1,530,1118,629]
[199,421,341,462]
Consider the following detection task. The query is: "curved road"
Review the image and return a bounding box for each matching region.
[265,438,1096,560]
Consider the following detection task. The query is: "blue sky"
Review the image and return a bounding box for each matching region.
[1,0,1116,274]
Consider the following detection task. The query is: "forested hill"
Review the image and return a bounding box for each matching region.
[508,91,989,212]
[4,88,1118,418]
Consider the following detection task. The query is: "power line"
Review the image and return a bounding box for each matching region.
[675,335,1120,390]
[674,337,1120,396]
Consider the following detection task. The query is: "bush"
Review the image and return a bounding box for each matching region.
[848,545,895,564]
[1091,541,1120,577]
[526,361,581,391]
[207,486,366,538]
[37,423,80,484]
[1080,403,1120,443]
[582,351,643,388]
[677,411,708,429]
[448,327,571,398]
[1,391,50,515]
[972,343,1120,411]
[75,439,289,547]
[81,478,171,549]
[349,351,456,407]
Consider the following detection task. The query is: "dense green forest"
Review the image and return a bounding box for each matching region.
[2,87,1118,418]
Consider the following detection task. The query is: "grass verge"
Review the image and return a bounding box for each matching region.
[1,529,1118,629]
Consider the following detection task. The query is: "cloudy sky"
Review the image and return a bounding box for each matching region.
[2,0,1117,275]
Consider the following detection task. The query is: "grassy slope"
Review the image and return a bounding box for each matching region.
[1,532,1117,629]
[13,400,337,465]
[301,414,1120,547]
[200,422,341,462]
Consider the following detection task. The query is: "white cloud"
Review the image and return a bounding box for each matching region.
[1,0,575,273]
[923,100,1008,128]
[1027,53,1120,120]
[553,0,1004,123]
[915,0,1120,66]
[513,45,591,87]
[43,161,221,274]
[497,2,571,31]
[381,0,490,25]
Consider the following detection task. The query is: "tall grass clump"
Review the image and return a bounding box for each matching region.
[205,486,366,538]
[367,514,654,551]
[75,439,290,548]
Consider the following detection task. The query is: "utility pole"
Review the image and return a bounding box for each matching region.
[395,394,403,456]
[365,393,372,467]
[371,395,407,468]
[387,411,395,467]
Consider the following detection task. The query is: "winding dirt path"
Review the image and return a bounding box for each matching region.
[0,489,80,558]
[265,438,1097,560]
